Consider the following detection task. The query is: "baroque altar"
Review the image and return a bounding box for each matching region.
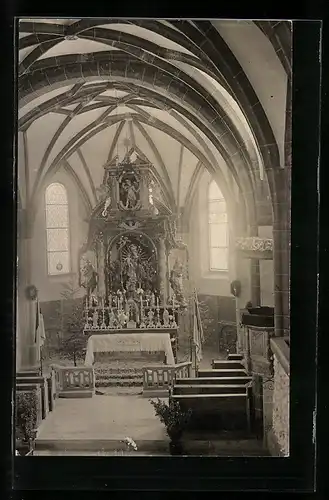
[79,153,188,344]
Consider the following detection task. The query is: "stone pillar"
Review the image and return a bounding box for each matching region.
[249,225,261,307]
[250,258,261,306]
[17,228,40,371]
[272,170,290,337]
[234,297,242,354]
[265,163,290,338]
[158,238,167,304]
[263,380,274,448]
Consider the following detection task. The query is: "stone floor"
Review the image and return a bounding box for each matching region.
[36,393,168,443]
[34,346,264,457]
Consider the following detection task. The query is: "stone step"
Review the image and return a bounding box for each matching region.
[96,387,142,396]
[94,361,166,388]
[177,376,252,385]
[94,371,143,379]
[198,369,248,378]
[17,370,40,377]
[227,354,244,361]
[95,378,143,387]
[173,384,248,395]
[94,368,143,375]
[211,360,244,369]
[58,390,93,399]
[34,437,267,455]
[93,361,164,370]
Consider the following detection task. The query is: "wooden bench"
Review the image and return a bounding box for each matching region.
[176,376,252,385]
[173,384,248,395]
[172,392,251,432]
[17,376,51,418]
[198,369,248,378]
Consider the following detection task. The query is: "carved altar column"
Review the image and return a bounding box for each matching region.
[158,238,167,304]
[96,238,106,297]
[109,172,117,207]
[139,168,150,209]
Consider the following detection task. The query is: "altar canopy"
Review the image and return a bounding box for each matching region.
[85,333,175,366]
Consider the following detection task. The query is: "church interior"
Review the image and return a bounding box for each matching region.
[16,19,291,457]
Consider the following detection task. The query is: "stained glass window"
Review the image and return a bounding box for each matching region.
[208,180,228,271]
[45,183,70,275]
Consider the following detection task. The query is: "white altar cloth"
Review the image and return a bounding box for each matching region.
[85,333,175,366]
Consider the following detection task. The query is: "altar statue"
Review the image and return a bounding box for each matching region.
[122,179,140,209]
[163,308,170,327]
[169,259,186,306]
[122,244,140,292]
[81,258,98,297]
[102,195,112,217]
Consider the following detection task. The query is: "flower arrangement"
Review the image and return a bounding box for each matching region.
[150,398,192,442]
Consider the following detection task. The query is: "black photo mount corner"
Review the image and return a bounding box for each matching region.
[3,15,323,495]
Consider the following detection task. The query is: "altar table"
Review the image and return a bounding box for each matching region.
[85,333,175,366]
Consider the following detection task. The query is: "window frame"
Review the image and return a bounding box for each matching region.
[208,180,229,272]
[44,182,71,276]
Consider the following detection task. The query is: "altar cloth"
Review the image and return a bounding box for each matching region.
[85,333,175,366]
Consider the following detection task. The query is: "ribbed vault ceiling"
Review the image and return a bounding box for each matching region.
[18,18,289,219]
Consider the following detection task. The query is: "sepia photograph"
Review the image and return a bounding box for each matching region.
[16,18,292,459]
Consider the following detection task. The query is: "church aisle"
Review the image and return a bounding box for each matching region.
[36,394,168,444]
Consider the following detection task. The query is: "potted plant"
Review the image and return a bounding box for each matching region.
[150,398,192,455]
[16,391,38,456]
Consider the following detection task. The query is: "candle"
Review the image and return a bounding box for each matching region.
[172,295,175,309]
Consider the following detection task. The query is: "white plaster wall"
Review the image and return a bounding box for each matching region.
[30,169,89,302]
[188,171,242,297]
[212,20,288,166]
[272,355,290,456]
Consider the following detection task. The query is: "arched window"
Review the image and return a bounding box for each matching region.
[208,180,228,271]
[45,183,70,275]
